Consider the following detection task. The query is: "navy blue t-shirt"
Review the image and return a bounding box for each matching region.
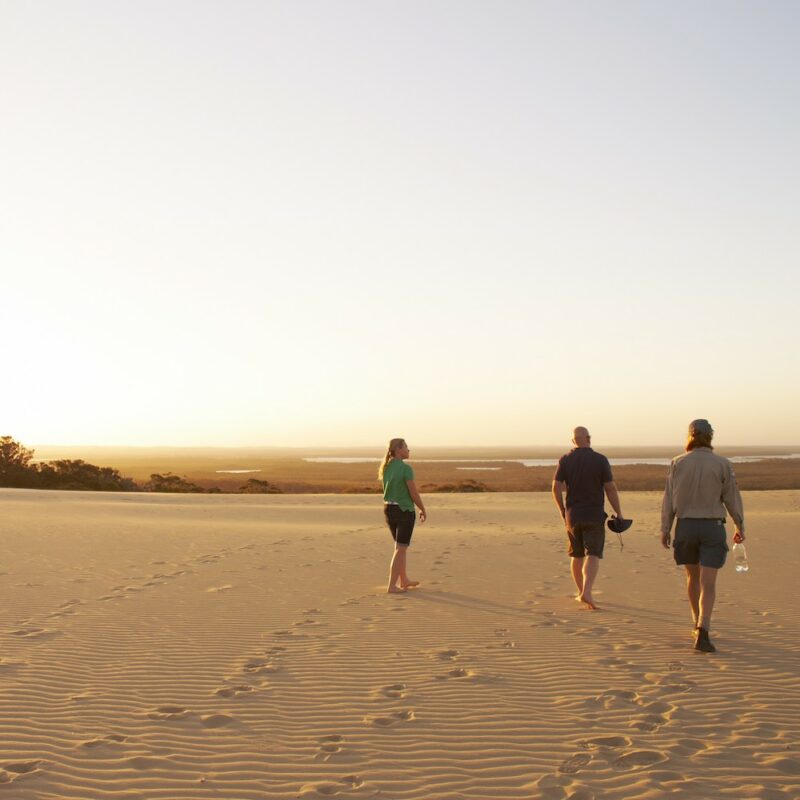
[554,447,613,525]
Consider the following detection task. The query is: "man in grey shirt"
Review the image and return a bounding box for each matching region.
[661,419,745,653]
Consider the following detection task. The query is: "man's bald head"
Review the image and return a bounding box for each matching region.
[572,427,591,447]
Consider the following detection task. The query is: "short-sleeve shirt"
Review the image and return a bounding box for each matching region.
[554,448,613,525]
[383,459,415,512]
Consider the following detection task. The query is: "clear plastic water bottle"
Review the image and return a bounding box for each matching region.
[732,541,749,573]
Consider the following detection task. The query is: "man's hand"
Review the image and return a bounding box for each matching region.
[661,531,671,549]
[733,529,744,543]
[419,510,427,523]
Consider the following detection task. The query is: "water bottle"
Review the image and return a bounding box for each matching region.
[732,541,749,573]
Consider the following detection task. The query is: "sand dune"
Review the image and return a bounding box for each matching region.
[1,489,798,799]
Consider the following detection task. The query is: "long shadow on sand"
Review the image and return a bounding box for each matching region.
[406,590,531,617]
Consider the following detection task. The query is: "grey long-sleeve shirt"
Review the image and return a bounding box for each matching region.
[661,447,745,535]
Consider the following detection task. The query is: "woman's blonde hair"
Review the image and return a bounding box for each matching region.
[378,438,406,480]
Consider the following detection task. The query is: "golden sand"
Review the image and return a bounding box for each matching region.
[1,489,798,798]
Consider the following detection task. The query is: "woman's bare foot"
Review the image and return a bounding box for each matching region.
[401,580,420,588]
[578,594,599,610]
[387,586,407,594]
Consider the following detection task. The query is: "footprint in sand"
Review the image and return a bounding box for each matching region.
[435,649,460,661]
[316,734,345,760]
[597,656,626,667]
[559,753,592,774]
[758,755,800,774]
[377,683,407,699]
[0,761,41,782]
[435,667,478,681]
[629,713,668,732]
[9,626,49,638]
[367,709,415,727]
[80,734,127,749]
[645,673,696,694]
[578,735,631,750]
[207,585,233,593]
[300,775,365,796]
[201,713,235,728]
[126,756,170,770]
[590,689,640,709]
[243,658,280,675]
[215,684,255,698]
[613,750,667,770]
[570,626,610,637]
[148,706,191,721]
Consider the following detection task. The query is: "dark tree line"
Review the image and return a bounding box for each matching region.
[0,437,282,494]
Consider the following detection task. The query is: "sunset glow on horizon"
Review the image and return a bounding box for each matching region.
[3,2,798,448]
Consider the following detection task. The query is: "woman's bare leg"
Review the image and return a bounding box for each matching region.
[400,551,419,588]
[387,545,408,593]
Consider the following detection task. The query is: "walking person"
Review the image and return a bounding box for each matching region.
[379,438,427,594]
[661,419,745,652]
[552,426,625,610]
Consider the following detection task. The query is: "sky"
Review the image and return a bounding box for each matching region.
[2,1,798,448]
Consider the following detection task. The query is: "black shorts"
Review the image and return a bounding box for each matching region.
[384,504,416,546]
[673,519,728,569]
[567,521,605,559]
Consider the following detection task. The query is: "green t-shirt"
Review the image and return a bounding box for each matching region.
[382,459,415,512]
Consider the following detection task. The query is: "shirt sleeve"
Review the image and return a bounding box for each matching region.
[404,463,415,481]
[721,460,745,532]
[661,463,676,534]
[554,458,565,482]
[601,456,613,483]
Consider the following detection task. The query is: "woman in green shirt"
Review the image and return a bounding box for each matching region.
[378,438,427,593]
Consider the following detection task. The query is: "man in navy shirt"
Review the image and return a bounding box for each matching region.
[552,426,624,609]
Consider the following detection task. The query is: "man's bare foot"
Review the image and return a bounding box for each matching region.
[387,586,407,594]
[574,593,584,602]
[578,594,599,610]
[401,581,420,588]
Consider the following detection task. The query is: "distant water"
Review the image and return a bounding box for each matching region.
[216,469,262,474]
[303,454,800,468]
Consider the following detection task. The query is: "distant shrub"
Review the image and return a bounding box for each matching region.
[0,435,38,487]
[239,478,283,494]
[37,459,139,492]
[424,479,492,493]
[146,473,205,493]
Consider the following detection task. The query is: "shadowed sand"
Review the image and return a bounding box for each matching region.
[1,488,798,799]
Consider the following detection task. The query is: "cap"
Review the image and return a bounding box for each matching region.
[607,516,633,534]
[688,419,714,436]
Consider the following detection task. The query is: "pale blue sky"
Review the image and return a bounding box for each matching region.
[2,1,798,446]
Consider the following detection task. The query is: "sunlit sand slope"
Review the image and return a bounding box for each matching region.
[1,489,798,799]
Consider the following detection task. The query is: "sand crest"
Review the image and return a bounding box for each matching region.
[1,489,798,799]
